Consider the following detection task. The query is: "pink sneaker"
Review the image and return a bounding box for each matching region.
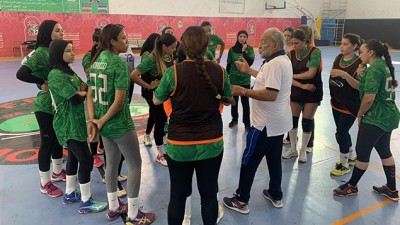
[97,146,105,155]
[40,181,63,197]
[106,201,128,221]
[51,169,66,182]
[93,154,104,168]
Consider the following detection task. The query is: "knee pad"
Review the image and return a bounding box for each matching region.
[292,116,299,129]
[302,118,313,132]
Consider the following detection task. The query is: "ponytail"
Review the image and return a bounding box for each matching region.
[382,44,397,87]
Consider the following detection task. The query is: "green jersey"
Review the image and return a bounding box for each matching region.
[82,52,91,76]
[48,69,87,145]
[227,46,255,86]
[154,64,233,162]
[208,34,224,57]
[136,53,158,75]
[359,58,400,132]
[88,50,135,139]
[24,47,53,115]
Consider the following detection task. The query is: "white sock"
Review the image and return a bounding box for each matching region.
[80,181,91,202]
[52,158,63,174]
[185,195,192,216]
[39,170,50,186]
[66,175,77,195]
[107,192,119,211]
[128,197,140,219]
[289,129,298,150]
[300,132,312,152]
[156,145,165,155]
[340,153,349,167]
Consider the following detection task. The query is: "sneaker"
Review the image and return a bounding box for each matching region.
[262,189,283,208]
[63,143,68,149]
[106,201,128,221]
[97,146,105,155]
[93,155,104,168]
[118,186,127,198]
[298,150,307,163]
[156,154,168,167]
[126,208,155,225]
[118,175,128,182]
[333,183,358,197]
[349,150,357,166]
[331,163,350,176]
[306,147,313,153]
[63,190,81,204]
[78,197,108,214]
[217,204,224,223]
[348,158,356,166]
[228,121,238,128]
[143,134,152,146]
[182,214,191,225]
[51,169,66,182]
[40,181,63,197]
[282,148,298,159]
[223,196,250,214]
[102,178,106,184]
[373,185,399,201]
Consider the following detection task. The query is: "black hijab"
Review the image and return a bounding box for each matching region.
[232,30,248,53]
[49,39,75,75]
[35,20,58,49]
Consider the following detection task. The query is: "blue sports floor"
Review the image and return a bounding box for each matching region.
[0,47,400,225]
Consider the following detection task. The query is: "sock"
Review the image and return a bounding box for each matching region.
[185,195,192,216]
[289,129,298,150]
[300,132,312,152]
[340,153,349,167]
[348,166,366,186]
[156,145,165,155]
[52,158,63,174]
[39,170,51,186]
[66,175,77,195]
[128,197,140,219]
[383,165,397,191]
[80,182,91,202]
[107,192,119,211]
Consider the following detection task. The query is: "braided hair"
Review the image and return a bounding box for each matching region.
[181,26,234,105]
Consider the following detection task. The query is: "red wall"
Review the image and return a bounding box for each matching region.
[0,12,300,57]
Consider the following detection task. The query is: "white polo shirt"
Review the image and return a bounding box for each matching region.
[251,54,293,137]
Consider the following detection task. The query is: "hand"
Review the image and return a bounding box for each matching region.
[301,83,316,92]
[80,83,88,91]
[242,44,248,52]
[234,58,249,73]
[231,85,244,96]
[77,91,87,97]
[330,69,347,78]
[91,118,105,130]
[356,64,366,77]
[88,122,98,142]
[41,84,49,92]
[149,80,160,89]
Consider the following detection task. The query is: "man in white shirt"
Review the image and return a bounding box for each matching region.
[223,28,293,214]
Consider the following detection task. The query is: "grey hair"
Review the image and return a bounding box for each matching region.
[265,28,284,49]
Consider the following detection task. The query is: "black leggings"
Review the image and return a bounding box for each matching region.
[356,122,393,163]
[145,93,167,146]
[166,153,223,225]
[66,140,93,184]
[332,109,356,154]
[231,84,250,125]
[34,112,63,172]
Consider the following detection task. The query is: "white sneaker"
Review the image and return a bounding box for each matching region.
[306,147,313,153]
[117,187,127,198]
[118,175,127,182]
[298,150,307,163]
[156,154,168,167]
[282,148,298,159]
[143,134,152,146]
[217,204,224,223]
[349,149,357,161]
[102,178,105,184]
[182,214,191,225]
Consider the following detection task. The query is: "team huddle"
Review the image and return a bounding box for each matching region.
[15,19,399,225]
